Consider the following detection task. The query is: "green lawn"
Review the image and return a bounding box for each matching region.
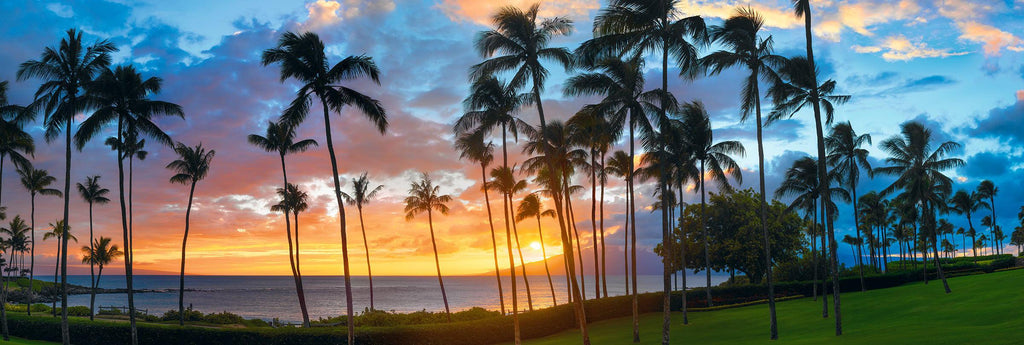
[0,336,57,344]
[521,269,1024,344]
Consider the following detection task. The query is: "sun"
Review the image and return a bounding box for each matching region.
[529,241,542,250]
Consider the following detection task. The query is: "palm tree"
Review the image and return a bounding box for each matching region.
[76,176,109,320]
[701,8,788,338]
[17,29,116,345]
[166,142,215,326]
[0,216,30,340]
[403,173,453,322]
[270,183,310,327]
[42,220,75,317]
[949,190,988,257]
[17,166,61,316]
[489,165,535,311]
[80,237,122,316]
[262,32,387,342]
[288,186,310,277]
[680,101,743,307]
[454,132,506,314]
[976,180,998,253]
[341,172,384,311]
[248,121,316,326]
[473,6,586,342]
[605,150,633,296]
[857,192,884,271]
[0,99,34,331]
[516,193,558,306]
[842,235,862,260]
[877,121,964,293]
[567,110,609,300]
[825,122,871,289]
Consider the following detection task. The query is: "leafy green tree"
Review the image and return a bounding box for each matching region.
[342,173,384,311]
[166,142,215,326]
[76,176,109,320]
[404,173,453,322]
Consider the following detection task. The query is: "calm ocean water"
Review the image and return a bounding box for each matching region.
[42,274,727,323]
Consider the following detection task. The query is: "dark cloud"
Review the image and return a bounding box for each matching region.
[962,152,1011,179]
[967,99,1024,146]
[716,118,804,142]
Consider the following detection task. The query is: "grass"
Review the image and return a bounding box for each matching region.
[520,268,1024,344]
[0,336,58,344]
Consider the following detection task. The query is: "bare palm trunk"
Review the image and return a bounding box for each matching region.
[927,208,951,293]
[811,203,818,301]
[623,182,630,297]
[819,187,828,318]
[293,211,309,322]
[678,181,687,324]
[659,32,671,345]
[60,116,72,345]
[600,151,608,298]
[52,236,60,318]
[509,194,534,311]
[279,155,310,326]
[426,210,452,321]
[537,215,557,306]
[590,150,600,299]
[629,118,639,343]
[852,186,864,291]
[700,162,712,307]
[501,188,520,344]
[354,206,373,311]
[88,202,96,320]
[116,118,139,345]
[178,180,197,326]
[480,165,506,314]
[320,100,356,344]
[750,75,778,340]
[29,192,37,317]
[565,184,586,301]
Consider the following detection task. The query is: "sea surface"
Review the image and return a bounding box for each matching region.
[41,273,727,323]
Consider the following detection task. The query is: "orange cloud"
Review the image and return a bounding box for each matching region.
[437,0,599,25]
[302,0,396,30]
[852,35,967,61]
[673,1,802,30]
[956,21,1024,56]
[1017,90,1024,102]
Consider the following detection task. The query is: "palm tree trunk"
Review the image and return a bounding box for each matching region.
[659,32,672,345]
[700,162,712,307]
[852,186,864,291]
[629,117,639,343]
[600,151,608,298]
[279,155,310,326]
[811,204,818,301]
[352,206,372,312]
[927,208,951,293]
[293,211,309,324]
[501,191,520,343]
[427,210,452,323]
[565,184,586,301]
[819,199,828,318]
[678,181,688,324]
[29,193,36,317]
[60,115,72,345]
[53,237,60,318]
[89,202,96,320]
[537,215,557,306]
[320,99,355,344]
[0,155,9,340]
[509,194,533,311]
[115,117,138,345]
[750,72,779,340]
[623,176,630,297]
[480,164,506,314]
[178,180,197,326]
[590,149,600,299]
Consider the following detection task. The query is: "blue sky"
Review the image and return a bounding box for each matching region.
[1,0,1022,275]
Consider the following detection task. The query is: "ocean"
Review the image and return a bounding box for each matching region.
[43,273,728,323]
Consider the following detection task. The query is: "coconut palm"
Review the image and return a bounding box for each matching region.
[16,166,60,316]
[680,101,743,307]
[17,29,116,345]
[404,173,453,322]
[566,109,611,300]
[454,131,506,314]
[0,216,29,340]
[700,8,789,338]
[42,220,75,317]
[605,150,633,295]
[489,165,535,311]
[269,183,310,327]
[949,190,988,257]
[75,175,109,320]
[341,172,384,311]
[877,121,964,293]
[248,121,316,326]
[516,193,558,306]
[976,180,998,253]
[166,142,214,326]
[825,122,871,288]
[0,124,33,209]
[262,32,387,342]
[841,235,862,260]
[80,237,122,317]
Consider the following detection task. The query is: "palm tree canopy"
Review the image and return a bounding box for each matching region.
[875,121,964,198]
[774,156,849,218]
[261,31,387,131]
[826,121,872,189]
[767,56,850,125]
[515,193,554,223]
[81,236,123,266]
[489,165,528,196]
[341,172,384,208]
[681,101,744,190]
[166,142,215,185]
[949,190,990,216]
[404,173,452,220]
[454,76,531,141]
[19,166,63,198]
[42,220,76,243]
[247,120,318,156]
[472,3,574,92]
[76,64,183,150]
[0,123,34,171]
[76,175,110,205]
[604,150,634,179]
[563,55,666,139]
[454,130,495,169]
[271,183,309,214]
[976,180,997,200]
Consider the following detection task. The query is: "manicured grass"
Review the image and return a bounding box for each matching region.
[521,269,1024,344]
[1,336,58,344]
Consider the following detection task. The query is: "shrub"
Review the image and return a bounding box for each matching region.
[161,308,204,322]
[203,311,245,325]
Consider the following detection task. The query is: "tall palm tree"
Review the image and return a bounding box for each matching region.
[80,236,122,317]
[473,6,586,342]
[454,132,506,314]
[976,180,998,253]
[0,96,34,331]
[404,173,453,322]
[76,63,180,341]
[75,176,109,320]
[0,216,30,340]
[877,121,964,293]
[270,183,310,327]
[289,185,310,278]
[949,190,988,257]
[489,165,534,311]
[341,172,384,311]
[701,8,787,338]
[42,220,75,317]
[516,193,558,306]
[605,150,633,296]
[248,121,316,326]
[17,29,116,345]
[567,110,610,299]
[842,235,862,260]
[166,142,214,326]
[17,166,61,316]
[262,32,387,342]
[680,101,743,307]
[825,122,871,290]
[857,192,883,271]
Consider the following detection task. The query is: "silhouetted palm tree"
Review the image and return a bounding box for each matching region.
[473,6,585,342]
[490,165,534,311]
[976,180,998,253]
[0,215,30,340]
[826,122,871,290]
[701,8,787,338]
[605,150,633,296]
[80,236,122,318]
[42,220,75,318]
[76,175,109,320]
[270,183,310,326]
[877,121,964,293]
[166,142,215,326]
[567,110,616,298]
[248,121,316,326]
[342,173,384,311]
[949,190,988,257]
[263,32,387,342]
[404,173,453,322]
[17,29,116,345]
[842,235,862,261]
[517,193,558,306]
[454,132,506,314]
[17,166,61,316]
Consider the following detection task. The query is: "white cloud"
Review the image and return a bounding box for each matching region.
[852,35,967,61]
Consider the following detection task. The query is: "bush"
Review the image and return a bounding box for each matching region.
[161,308,204,322]
[314,307,500,327]
[203,311,245,325]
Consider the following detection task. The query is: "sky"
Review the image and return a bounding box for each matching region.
[0,0,1022,276]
